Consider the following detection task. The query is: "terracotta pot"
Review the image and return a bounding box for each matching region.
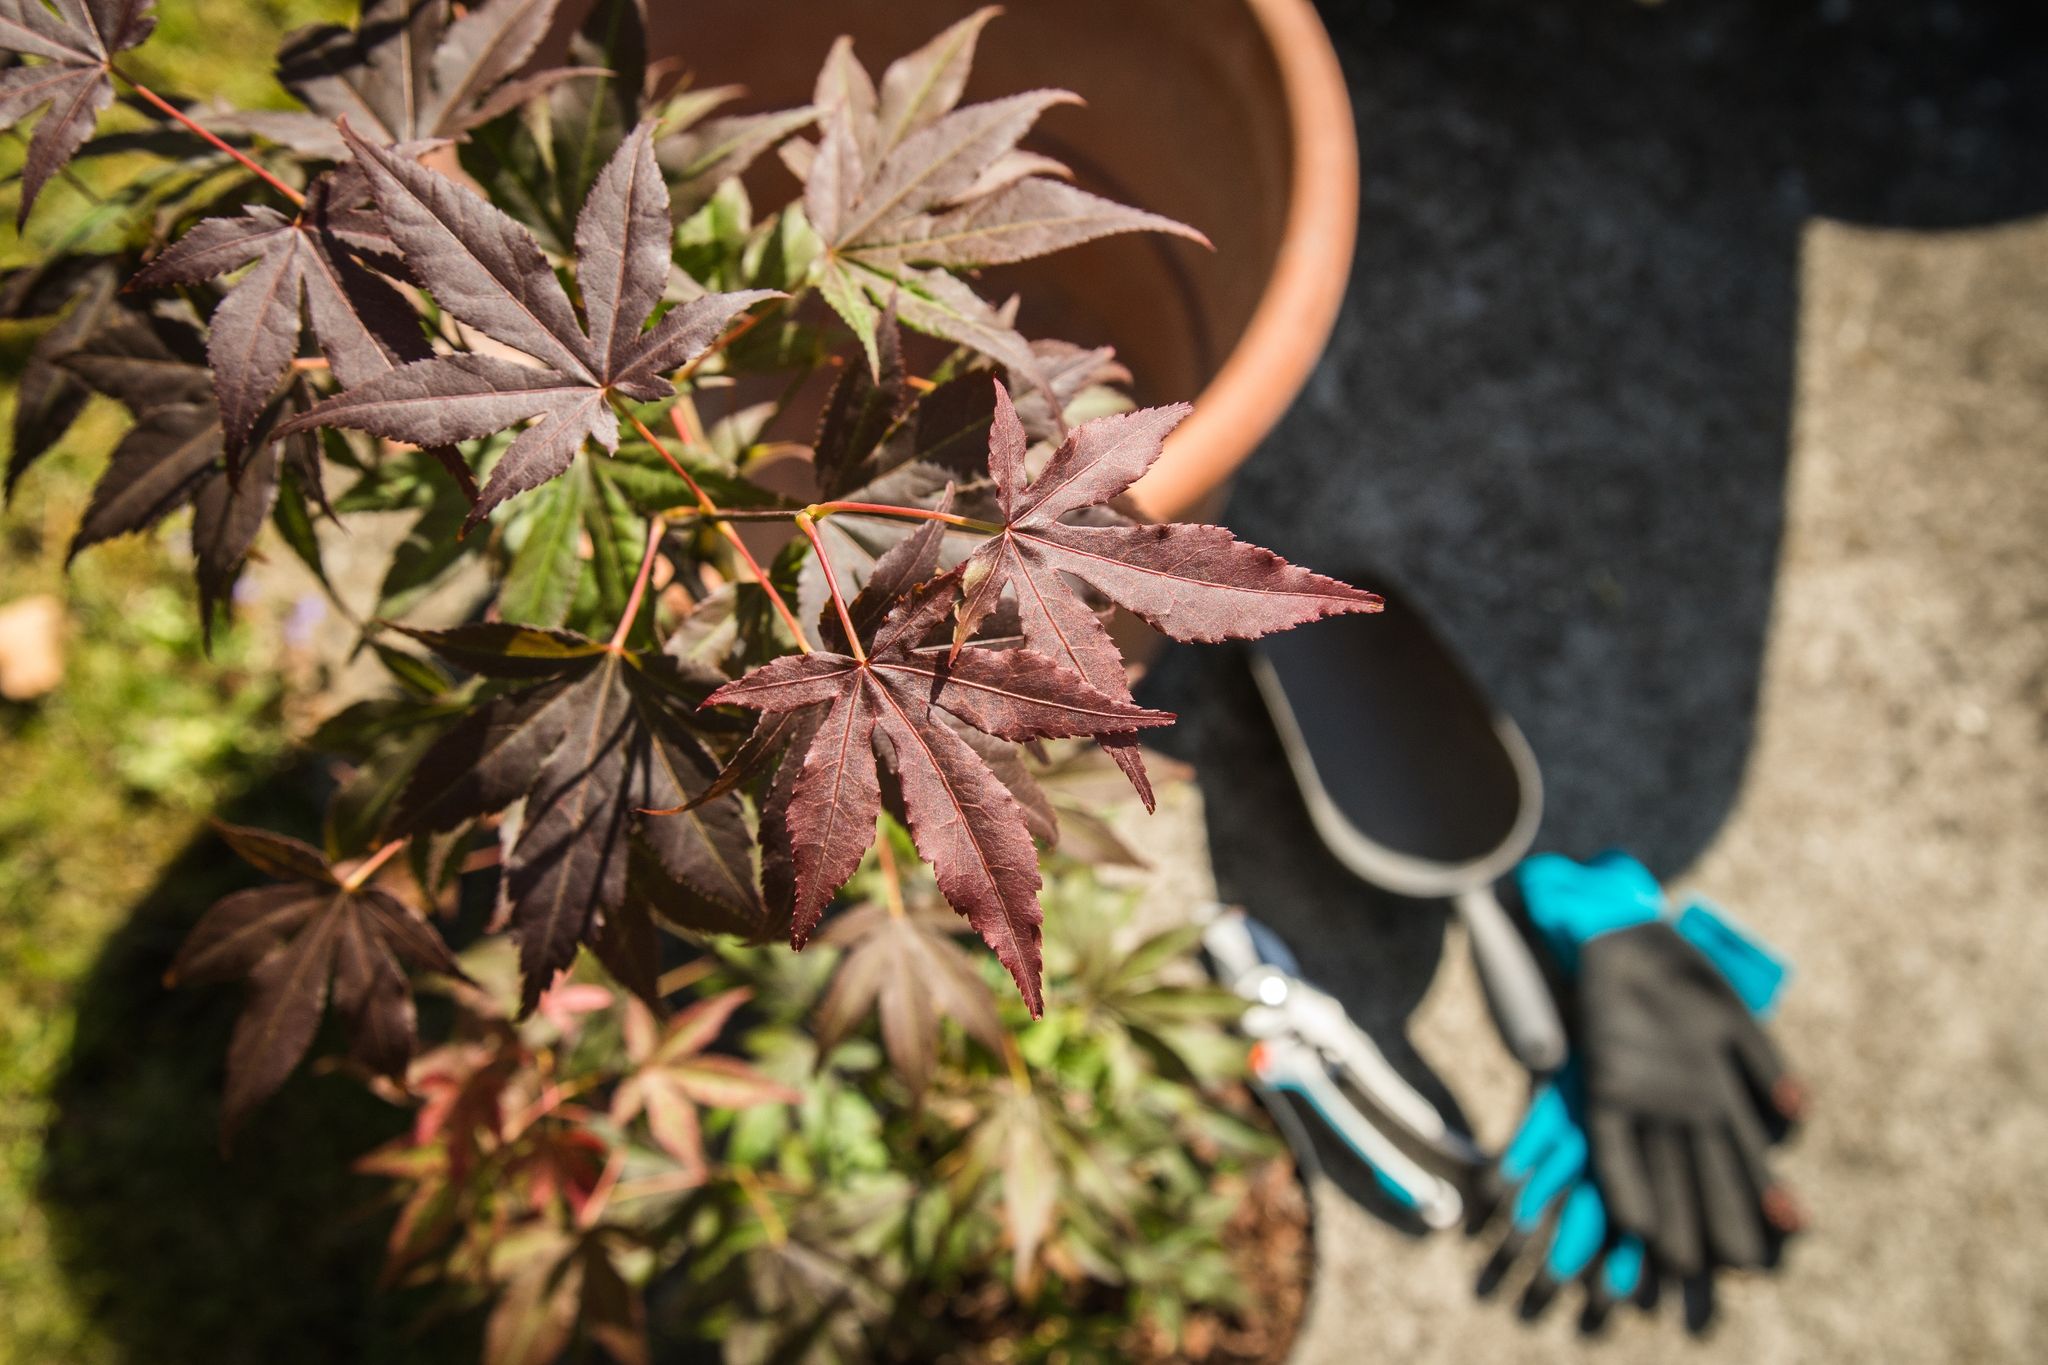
[643,0,1358,522]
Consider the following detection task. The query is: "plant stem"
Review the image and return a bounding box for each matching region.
[506,1073,602,1139]
[734,1167,787,1246]
[621,407,811,651]
[874,832,907,920]
[577,1147,626,1230]
[654,958,717,999]
[115,71,305,208]
[669,507,811,523]
[670,503,1001,534]
[341,837,407,891]
[795,511,862,663]
[611,1169,711,1203]
[675,308,766,384]
[609,515,665,650]
[808,500,1002,534]
[667,392,710,450]
[998,1032,1032,1092]
[634,408,716,509]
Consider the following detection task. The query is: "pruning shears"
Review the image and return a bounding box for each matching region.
[1200,905,1484,1230]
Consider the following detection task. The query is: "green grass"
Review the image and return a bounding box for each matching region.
[0,0,353,267]
[0,418,293,1361]
[0,6,422,1361]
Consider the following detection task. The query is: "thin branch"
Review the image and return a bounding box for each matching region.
[577,1147,627,1230]
[998,1031,1032,1092]
[809,500,1002,534]
[795,511,862,663]
[633,407,716,514]
[622,407,811,651]
[611,1169,711,1203]
[341,837,407,891]
[654,958,717,998]
[675,307,767,383]
[669,502,1001,534]
[669,506,812,524]
[668,391,710,450]
[609,515,666,650]
[734,1167,788,1247]
[874,832,907,920]
[505,1073,603,1140]
[115,70,306,208]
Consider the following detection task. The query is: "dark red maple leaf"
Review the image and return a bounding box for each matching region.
[951,381,1385,806]
[2,253,119,498]
[245,0,565,159]
[57,307,318,631]
[700,514,1172,1012]
[277,121,779,527]
[0,0,156,223]
[167,822,463,1138]
[788,8,1205,376]
[387,624,761,1015]
[126,173,432,457]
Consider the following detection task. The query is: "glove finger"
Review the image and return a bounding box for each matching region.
[1475,1224,1533,1299]
[1578,1236,1645,1336]
[1588,1107,1658,1237]
[1522,1182,1611,1322]
[1646,1124,1705,1276]
[1600,1234,1647,1303]
[1694,1124,1768,1268]
[1720,1075,1806,1239]
[1729,1007,1805,1127]
[1464,1163,1510,1235]
[1517,1270,1562,1321]
[1682,1271,1719,1335]
[1500,1085,1573,1181]
[1514,1117,1589,1229]
[1723,1067,1777,1181]
[1474,1088,1572,1234]
[1545,1181,1608,1282]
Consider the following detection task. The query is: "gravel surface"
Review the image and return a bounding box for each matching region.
[1140,1,2048,1358]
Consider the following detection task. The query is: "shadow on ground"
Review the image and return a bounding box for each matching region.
[1141,0,2048,1161]
[35,766,478,1365]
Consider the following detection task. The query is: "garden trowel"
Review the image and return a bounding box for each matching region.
[1249,575,1567,1073]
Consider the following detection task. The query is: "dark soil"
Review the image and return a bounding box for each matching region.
[1131,1156,1314,1365]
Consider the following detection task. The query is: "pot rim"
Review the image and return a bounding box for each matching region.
[1126,0,1358,523]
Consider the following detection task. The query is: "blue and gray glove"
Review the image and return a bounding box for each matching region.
[1515,852,1807,1277]
[1472,1065,1647,1328]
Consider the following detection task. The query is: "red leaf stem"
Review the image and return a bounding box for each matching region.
[118,72,306,208]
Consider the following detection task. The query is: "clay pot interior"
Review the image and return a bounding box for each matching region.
[644,0,1299,454]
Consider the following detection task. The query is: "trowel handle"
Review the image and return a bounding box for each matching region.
[1454,884,1568,1074]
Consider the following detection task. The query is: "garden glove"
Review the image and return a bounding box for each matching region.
[1516,852,1807,1276]
[1470,1068,1646,1330]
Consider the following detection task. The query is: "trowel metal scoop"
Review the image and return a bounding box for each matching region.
[1250,576,1567,1073]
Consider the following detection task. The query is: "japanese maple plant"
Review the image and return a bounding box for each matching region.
[5,1,1372,1358]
